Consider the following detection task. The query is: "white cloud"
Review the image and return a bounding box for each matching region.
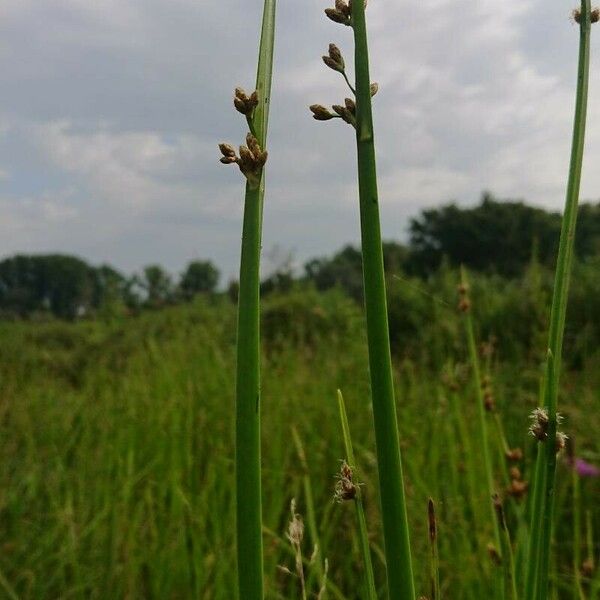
[1,0,600,274]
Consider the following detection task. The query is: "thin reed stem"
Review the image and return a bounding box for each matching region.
[350,1,415,597]
[234,1,276,598]
[292,427,325,588]
[526,2,593,597]
[460,269,503,580]
[336,390,377,600]
[428,499,441,600]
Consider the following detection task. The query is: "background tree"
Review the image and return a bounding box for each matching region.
[140,265,174,307]
[179,260,220,299]
[0,254,96,319]
[408,193,563,276]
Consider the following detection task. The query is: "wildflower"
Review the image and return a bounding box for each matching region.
[573,458,600,478]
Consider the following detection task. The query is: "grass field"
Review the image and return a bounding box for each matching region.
[0,286,598,599]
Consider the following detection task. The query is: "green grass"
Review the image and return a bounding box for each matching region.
[0,291,598,598]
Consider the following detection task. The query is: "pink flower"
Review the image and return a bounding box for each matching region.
[574,458,600,478]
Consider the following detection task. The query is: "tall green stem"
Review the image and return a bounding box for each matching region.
[351,1,415,597]
[525,2,593,598]
[235,2,276,598]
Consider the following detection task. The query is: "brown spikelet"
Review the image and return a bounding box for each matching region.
[427,498,437,543]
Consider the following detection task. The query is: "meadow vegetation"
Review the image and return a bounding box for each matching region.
[1,0,599,597]
[0,266,599,598]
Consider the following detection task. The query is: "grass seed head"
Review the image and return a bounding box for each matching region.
[334,460,358,502]
[325,7,351,25]
[507,478,529,500]
[332,104,356,127]
[572,7,600,24]
[427,498,437,542]
[335,0,351,16]
[287,499,304,546]
[233,87,259,115]
[487,543,502,566]
[310,104,336,121]
[529,407,550,441]
[582,558,595,577]
[505,447,523,461]
[555,431,568,453]
[458,297,471,313]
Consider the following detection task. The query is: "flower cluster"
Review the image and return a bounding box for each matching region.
[218,88,267,188]
[219,133,268,189]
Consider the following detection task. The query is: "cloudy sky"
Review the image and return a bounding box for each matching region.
[1,0,599,281]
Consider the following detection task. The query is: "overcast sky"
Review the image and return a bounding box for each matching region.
[1,0,599,280]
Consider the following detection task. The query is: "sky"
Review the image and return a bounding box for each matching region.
[1,0,600,282]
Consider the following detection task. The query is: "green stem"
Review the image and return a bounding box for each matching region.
[428,499,441,600]
[337,390,377,600]
[236,184,264,600]
[573,464,585,600]
[350,1,415,597]
[342,70,356,95]
[292,427,325,588]
[460,270,503,562]
[235,1,276,598]
[528,2,592,597]
[524,438,548,600]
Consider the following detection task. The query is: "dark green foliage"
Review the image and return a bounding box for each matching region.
[179,260,220,299]
[304,242,407,301]
[261,287,361,347]
[139,264,174,307]
[305,244,364,300]
[409,193,563,276]
[409,194,600,276]
[0,254,100,319]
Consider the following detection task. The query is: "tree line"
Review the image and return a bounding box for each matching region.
[0,256,219,319]
[2,194,600,319]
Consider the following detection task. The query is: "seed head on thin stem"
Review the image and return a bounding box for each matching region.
[332,104,356,127]
[572,7,600,23]
[334,460,358,502]
[528,407,564,441]
[325,7,351,25]
[218,133,267,189]
[234,87,259,116]
[505,447,523,461]
[309,104,336,121]
[427,498,437,543]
